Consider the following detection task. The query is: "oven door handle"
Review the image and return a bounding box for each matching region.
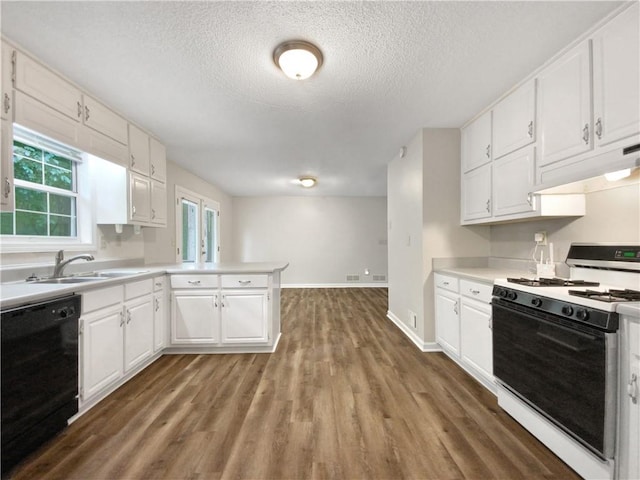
[535,331,591,352]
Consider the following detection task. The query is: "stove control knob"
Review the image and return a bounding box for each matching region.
[531,298,542,307]
[497,288,508,298]
[576,309,589,321]
[506,291,517,301]
[561,305,574,316]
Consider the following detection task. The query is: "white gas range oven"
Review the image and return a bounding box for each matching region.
[491,244,640,480]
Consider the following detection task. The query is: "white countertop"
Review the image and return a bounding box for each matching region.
[0,261,289,310]
[436,267,530,284]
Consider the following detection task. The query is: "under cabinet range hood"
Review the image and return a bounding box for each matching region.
[536,142,640,194]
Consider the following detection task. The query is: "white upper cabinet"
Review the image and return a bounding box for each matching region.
[13,50,82,122]
[149,137,166,183]
[492,145,536,217]
[461,163,492,222]
[1,42,13,120]
[128,123,150,175]
[492,79,536,159]
[592,2,640,148]
[537,41,592,167]
[462,111,492,173]
[129,172,151,224]
[150,180,167,226]
[82,94,128,145]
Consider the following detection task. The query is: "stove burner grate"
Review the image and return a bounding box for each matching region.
[568,288,640,303]
[507,277,600,287]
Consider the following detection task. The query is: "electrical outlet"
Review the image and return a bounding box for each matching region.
[534,231,548,245]
[408,310,417,328]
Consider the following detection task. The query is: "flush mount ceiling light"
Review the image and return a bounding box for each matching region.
[298,176,317,188]
[603,168,632,182]
[273,40,323,80]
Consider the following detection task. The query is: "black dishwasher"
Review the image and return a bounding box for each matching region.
[1,294,81,475]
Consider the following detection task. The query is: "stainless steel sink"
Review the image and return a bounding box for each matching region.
[35,277,104,284]
[77,270,149,278]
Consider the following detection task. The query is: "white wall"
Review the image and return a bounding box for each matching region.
[232,196,388,286]
[490,184,640,263]
[143,159,233,264]
[387,128,490,347]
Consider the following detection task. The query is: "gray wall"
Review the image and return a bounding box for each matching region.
[232,196,388,286]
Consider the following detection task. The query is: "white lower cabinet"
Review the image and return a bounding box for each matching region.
[434,273,495,393]
[221,290,268,344]
[80,278,157,407]
[171,290,219,344]
[618,313,640,480]
[153,282,166,352]
[81,303,124,400]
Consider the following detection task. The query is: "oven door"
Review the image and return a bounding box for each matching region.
[492,298,617,459]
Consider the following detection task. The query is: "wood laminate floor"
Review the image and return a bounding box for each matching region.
[9,288,579,480]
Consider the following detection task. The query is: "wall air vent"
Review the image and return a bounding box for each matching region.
[373,274,387,282]
[346,274,360,282]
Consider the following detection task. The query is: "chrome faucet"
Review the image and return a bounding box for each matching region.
[52,250,95,278]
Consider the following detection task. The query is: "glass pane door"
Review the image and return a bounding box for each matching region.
[181,199,199,262]
[203,206,218,263]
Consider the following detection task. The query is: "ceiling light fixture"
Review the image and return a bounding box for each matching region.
[604,168,632,182]
[273,40,323,80]
[299,176,316,188]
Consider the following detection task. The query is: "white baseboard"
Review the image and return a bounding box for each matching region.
[386,310,441,352]
[283,283,388,288]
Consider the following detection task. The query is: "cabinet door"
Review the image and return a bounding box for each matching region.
[492,145,536,217]
[221,291,269,344]
[124,295,154,372]
[171,291,219,344]
[13,50,82,122]
[128,124,150,175]
[619,317,640,480]
[14,91,83,148]
[592,4,640,147]
[81,305,124,401]
[1,118,14,211]
[129,172,151,224]
[435,288,460,356]
[153,292,166,352]
[461,162,492,221]
[460,298,493,383]
[461,111,492,172]
[1,42,13,120]
[492,79,536,159]
[538,41,592,167]
[82,94,128,145]
[149,137,166,183]
[150,180,167,226]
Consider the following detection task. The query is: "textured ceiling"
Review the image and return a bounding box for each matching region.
[0,1,622,197]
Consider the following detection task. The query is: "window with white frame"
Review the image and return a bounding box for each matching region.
[176,186,220,263]
[0,126,93,250]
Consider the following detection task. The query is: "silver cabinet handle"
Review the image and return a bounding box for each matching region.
[213,295,218,308]
[595,118,603,139]
[187,280,201,285]
[486,199,491,213]
[221,295,225,308]
[77,101,82,119]
[443,281,450,286]
[155,282,163,287]
[126,310,132,324]
[470,289,480,295]
[3,177,11,198]
[132,205,136,216]
[131,154,135,167]
[528,120,533,138]
[151,164,155,175]
[527,192,533,206]
[3,93,11,114]
[119,311,124,327]
[151,209,156,219]
[582,123,589,144]
[453,301,458,315]
[629,373,638,404]
[238,280,252,286]
[84,105,90,121]
[485,144,491,159]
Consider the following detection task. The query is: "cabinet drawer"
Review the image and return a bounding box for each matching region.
[124,278,153,300]
[152,276,165,292]
[171,275,219,289]
[460,279,492,303]
[83,285,123,313]
[221,274,268,289]
[435,273,459,293]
